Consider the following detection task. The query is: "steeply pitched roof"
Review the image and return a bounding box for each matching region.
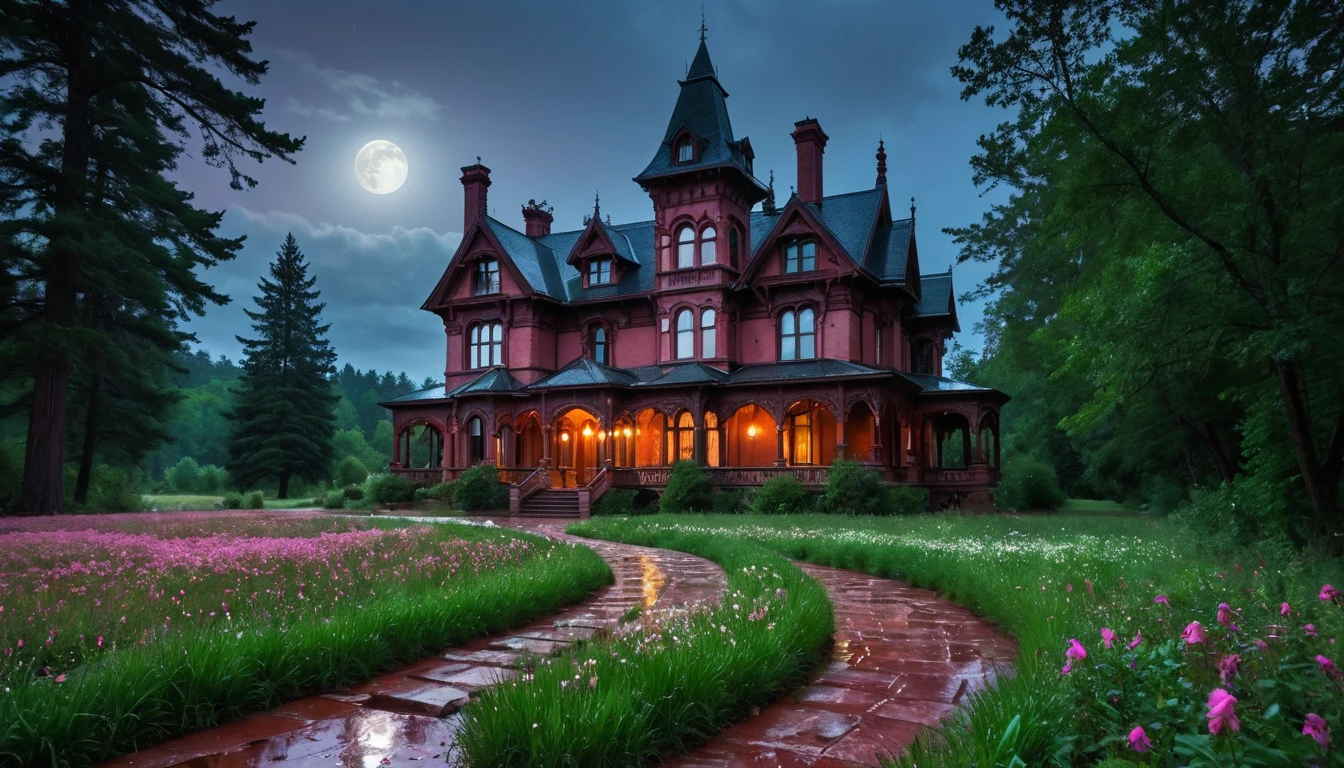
[635,41,763,189]
[481,217,567,298]
[804,189,883,270]
[865,217,913,283]
[482,217,657,302]
[913,271,953,317]
[448,368,522,397]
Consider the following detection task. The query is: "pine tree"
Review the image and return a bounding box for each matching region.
[0,1,303,514]
[226,234,337,499]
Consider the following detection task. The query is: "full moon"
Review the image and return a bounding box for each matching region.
[354,140,408,194]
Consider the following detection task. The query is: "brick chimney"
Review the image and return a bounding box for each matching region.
[460,161,491,227]
[522,199,554,237]
[790,118,829,204]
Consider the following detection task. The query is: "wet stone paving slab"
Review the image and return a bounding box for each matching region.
[98,521,1014,768]
[665,563,1016,768]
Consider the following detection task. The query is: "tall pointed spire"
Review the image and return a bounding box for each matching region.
[763,170,777,213]
[699,4,708,42]
[686,37,716,80]
[875,138,887,186]
[593,190,601,218]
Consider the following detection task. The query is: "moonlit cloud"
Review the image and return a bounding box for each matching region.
[184,206,462,379]
[277,49,443,122]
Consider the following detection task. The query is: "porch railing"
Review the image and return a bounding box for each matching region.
[388,466,450,485]
[507,463,553,515]
[609,465,832,488]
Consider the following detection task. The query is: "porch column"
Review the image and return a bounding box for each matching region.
[775,424,786,466]
[392,427,402,466]
[441,429,451,468]
[962,424,972,467]
[542,425,553,461]
[694,423,707,466]
[935,424,945,468]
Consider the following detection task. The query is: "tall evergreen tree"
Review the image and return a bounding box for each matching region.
[0,0,303,514]
[226,234,337,498]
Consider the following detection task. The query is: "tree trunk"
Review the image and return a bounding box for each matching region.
[19,8,90,516]
[74,374,103,504]
[1200,423,1237,484]
[1272,360,1343,546]
[278,471,290,500]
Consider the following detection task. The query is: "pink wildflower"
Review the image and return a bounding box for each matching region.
[1317,654,1340,679]
[1206,688,1240,735]
[1217,603,1233,627]
[1217,654,1240,683]
[1182,621,1207,645]
[589,675,598,689]
[54,674,66,683]
[1154,595,1170,605]
[1100,627,1117,649]
[1060,662,1073,675]
[1321,584,1340,601]
[1085,578,1093,595]
[1254,638,1269,651]
[1307,624,1318,637]
[1128,632,1142,650]
[1282,602,1292,616]
[1128,725,1151,753]
[1066,638,1088,661]
[96,635,103,649]
[1303,714,1330,748]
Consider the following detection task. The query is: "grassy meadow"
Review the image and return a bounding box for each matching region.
[0,512,611,766]
[568,513,1344,766]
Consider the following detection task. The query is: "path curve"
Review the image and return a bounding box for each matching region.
[100,518,725,768]
[664,561,1017,767]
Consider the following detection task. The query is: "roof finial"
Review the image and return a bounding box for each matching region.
[699,4,708,41]
[476,155,481,165]
[763,169,777,214]
[593,191,601,218]
[875,138,888,186]
[910,196,916,220]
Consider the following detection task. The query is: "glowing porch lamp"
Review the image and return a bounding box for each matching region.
[597,430,606,441]
[623,427,633,438]
[560,432,570,442]
[582,425,593,438]
[747,424,758,439]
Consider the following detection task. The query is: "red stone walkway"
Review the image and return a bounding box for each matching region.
[665,562,1016,767]
[99,520,1013,768]
[100,519,725,768]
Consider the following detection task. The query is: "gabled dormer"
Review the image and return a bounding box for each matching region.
[738,194,865,290]
[567,205,640,290]
[422,217,534,312]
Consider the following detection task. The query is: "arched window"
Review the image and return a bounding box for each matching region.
[780,308,816,361]
[705,411,720,467]
[677,138,693,163]
[700,226,716,264]
[783,241,816,273]
[700,308,716,358]
[676,226,695,269]
[669,411,695,462]
[913,338,935,374]
[473,258,501,295]
[467,416,485,464]
[591,326,609,365]
[675,309,694,359]
[469,321,503,368]
[728,228,739,268]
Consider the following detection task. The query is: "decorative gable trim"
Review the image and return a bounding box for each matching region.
[421,220,535,311]
[735,195,864,286]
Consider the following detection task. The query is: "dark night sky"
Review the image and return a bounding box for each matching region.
[181,0,1008,382]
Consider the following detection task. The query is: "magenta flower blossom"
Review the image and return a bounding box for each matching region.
[1303,714,1330,748]
[1065,638,1088,661]
[1206,688,1240,735]
[1217,603,1233,627]
[1128,725,1151,753]
[1100,627,1117,649]
[1217,654,1240,683]
[1254,638,1269,651]
[1154,595,1170,605]
[1317,654,1340,679]
[1085,578,1093,595]
[1128,632,1143,650]
[1282,602,1292,616]
[1321,584,1340,601]
[1182,621,1207,645]
[1307,624,1318,637]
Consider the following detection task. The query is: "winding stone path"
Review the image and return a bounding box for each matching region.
[98,518,1013,768]
[99,519,725,768]
[666,562,1016,767]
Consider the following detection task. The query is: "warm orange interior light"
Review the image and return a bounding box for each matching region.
[561,432,570,442]
[582,425,593,438]
[624,427,633,438]
[597,430,606,441]
[747,424,758,438]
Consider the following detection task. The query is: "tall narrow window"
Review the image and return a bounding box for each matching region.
[591,326,609,365]
[705,412,720,467]
[875,326,884,366]
[789,408,813,464]
[675,309,694,359]
[913,338,935,374]
[587,257,612,286]
[474,258,500,295]
[677,138,693,163]
[780,308,816,361]
[700,308,716,358]
[468,417,485,464]
[676,226,695,269]
[700,226,716,264]
[675,411,695,461]
[469,321,504,368]
[728,229,739,268]
[783,241,817,273]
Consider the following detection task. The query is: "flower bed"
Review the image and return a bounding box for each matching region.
[0,512,611,766]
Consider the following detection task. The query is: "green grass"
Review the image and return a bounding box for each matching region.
[143,494,324,511]
[1059,498,1136,515]
[456,523,835,767]
[0,515,612,767]
[552,514,1343,766]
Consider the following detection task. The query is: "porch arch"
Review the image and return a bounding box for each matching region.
[722,404,778,467]
[783,399,838,466]
[395,418,446,470]
[843,400,878,463]
[553,406,602,487]
[514,411,544,468]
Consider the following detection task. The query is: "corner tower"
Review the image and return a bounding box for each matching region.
[635,38,768,367]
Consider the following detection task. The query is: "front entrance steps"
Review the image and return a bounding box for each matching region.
[516,489,583,518]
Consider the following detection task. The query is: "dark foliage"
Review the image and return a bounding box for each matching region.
[455,465,508,511]
[660,460,714,513]
[820,459,892,516]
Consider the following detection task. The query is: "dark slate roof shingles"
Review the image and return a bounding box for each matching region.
[899,372,995,393]
[526,358,643,389]
[725,359,891,384]
[913,272,953,317]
